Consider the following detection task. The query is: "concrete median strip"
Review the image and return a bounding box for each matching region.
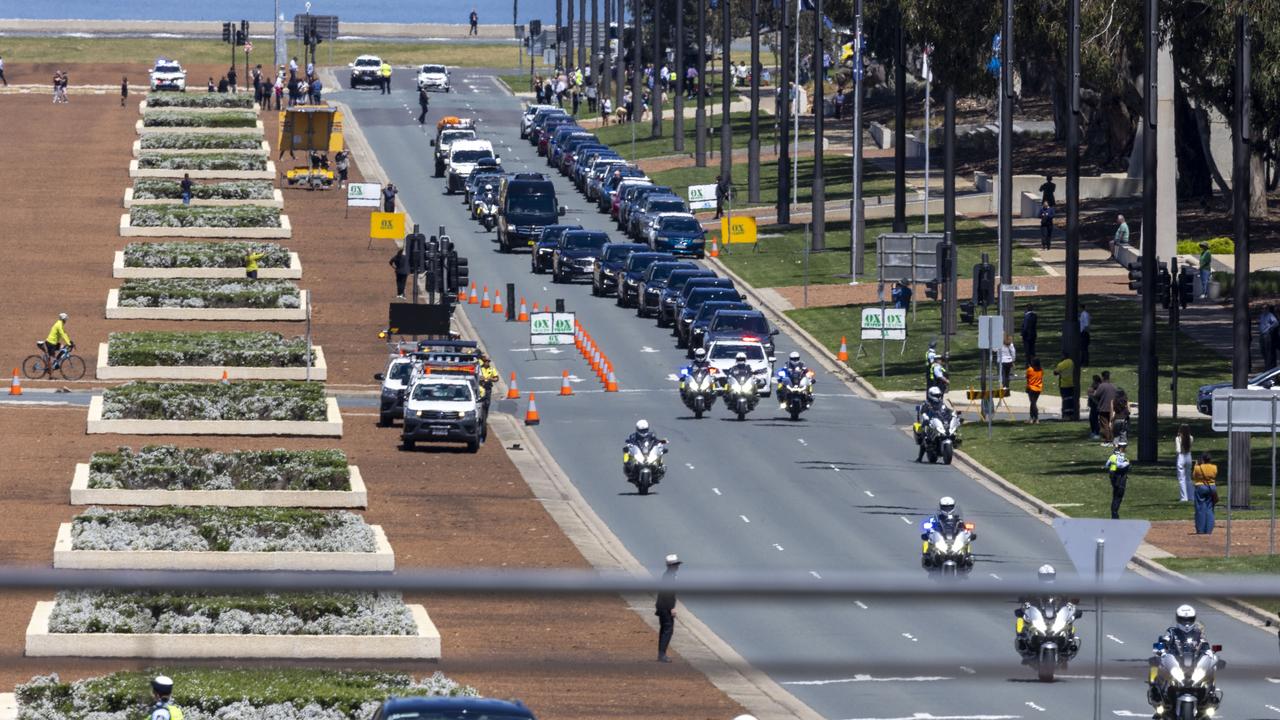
[68,462,368,508]
[85,394,343,436]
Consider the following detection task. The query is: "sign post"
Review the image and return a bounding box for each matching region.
[346,181,381,218]
[369,211,406,244]
[688,183,718,211]
[719,215,758,247]
[860,307,906,378]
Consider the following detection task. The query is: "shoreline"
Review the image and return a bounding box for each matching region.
[0,19,521,41]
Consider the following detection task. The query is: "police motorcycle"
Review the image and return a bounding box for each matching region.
[719,352,760,421]
[623,419,669,495]
[775,352,815,421]
[920,497,975,577]
[677,349,719,419]
[914,386,962,464]
[475,184,499,232]
[1147,605,1224,720]
[1014,565,1083,682]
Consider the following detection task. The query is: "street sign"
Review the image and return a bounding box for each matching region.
[1001,283,1039,293]
[977,315,1004,349]
[860,308,906,340]
[688,183,717,211]
[530,311,575,346]
[293,14,339,40]
[347,182,381,207]
[369,211,405,239]
[1211,388,1280,432]
[720,215,757,245]
[876,232,945,283]
[1052,518,1150,581]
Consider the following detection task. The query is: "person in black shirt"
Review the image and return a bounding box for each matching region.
[418,87,430,124]
[655,553,681,662]
[1039,174,1056,207]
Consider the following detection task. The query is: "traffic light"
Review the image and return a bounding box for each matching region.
[1177,266,1195,308]
[222,22,232,42]
[406,231,426,272]
[972,262,994,307]
[959,300,976,325]
[240,19,249,36]
[1156,264,1172,309]
[1127,262,1142,291]
[925,279,939,300]
[234,29,245,46]
[935,242,953,283]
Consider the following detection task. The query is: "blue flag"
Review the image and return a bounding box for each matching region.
[800,0,817,11]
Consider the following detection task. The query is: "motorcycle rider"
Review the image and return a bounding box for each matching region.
[1018,563,1061,607]
[678,347,713,380]
[776,351,814,408]
[915,386,946,462]
[477,354,499,410]
[921,496,971,568]
[1148,605,1213,709]
[477,183,498,217]
[724,351,756,385]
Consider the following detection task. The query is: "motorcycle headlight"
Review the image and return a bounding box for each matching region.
[931,418,945,432]
[1031,617,1048,634]
[645,448,663,463]
[1169,665,1185,683]
[1049,613,1069,634]
[1190,667,1206,685]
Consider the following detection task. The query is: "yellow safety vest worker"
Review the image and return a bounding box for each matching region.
[150,703,184,720]
[245,252,264,273]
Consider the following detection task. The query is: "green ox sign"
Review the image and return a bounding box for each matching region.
[530,311,576,346]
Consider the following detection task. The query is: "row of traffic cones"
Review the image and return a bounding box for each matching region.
[574,321,619,392]
[466,281,535,321]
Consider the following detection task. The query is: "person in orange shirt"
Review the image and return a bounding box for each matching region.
[1025,357,1044,424]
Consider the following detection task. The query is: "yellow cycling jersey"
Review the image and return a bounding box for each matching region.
[46,319,70,346]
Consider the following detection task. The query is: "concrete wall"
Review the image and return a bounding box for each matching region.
[86,395,343,437]
[105,288,308,321]
[129,159,277,181]
[119,212,290,239]
[24,601,440,659]
[124,187,285,209]
[69,463,369,508]
[96,341,325,381]
[136,119,265,136]
[112,250,301,279]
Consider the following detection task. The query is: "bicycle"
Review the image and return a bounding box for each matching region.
[23,342,85,381]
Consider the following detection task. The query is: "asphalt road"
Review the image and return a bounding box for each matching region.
[333,70,1280,720]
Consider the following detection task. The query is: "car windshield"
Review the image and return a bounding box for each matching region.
[712,314,769,333]
[452,149,492,163]
[649,200,687,213]
[421,65,446,74]
[411,383,472,402]
[155,64,182,73]
[355,58,381,66]
[710,344,766,361]
[687,289,737,307]
[647,263,686,281]
[696,303,748,322]
[387,713,530,720]
[509,193,557,215]
[563,232,609,249]
[470,168,502,180]
[441,130,475,144]
[661,217,702,233]
[389,362,413,381]
[627,255,665,272]
[604,245,639,261]
[540,226,580,243]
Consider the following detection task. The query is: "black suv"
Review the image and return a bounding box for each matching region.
[686,300,754,355]
[530,224,583,273]
[370,696,536,720]
[551,230,611,283]
[636,261,697,318]
[615,251,674,307]
[702,309,778,356]
[592,242,649,296]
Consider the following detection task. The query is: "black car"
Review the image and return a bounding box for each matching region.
[677,284,743,347]
[371,695,536,720]
[619,184,672,230]
[657,268,717,327]
[499,173,566,253]
[592,242,649,296]
[551,230,611,283]
[530,224,583,273]
[1197,365,1280,415]
[527,108,568,144]
[687,300,754,355]
[702,309,778,356]
[636,260,697,318]
[616,251,674,307]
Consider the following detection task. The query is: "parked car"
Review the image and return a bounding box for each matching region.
[646,212,708,257]
[521,104,558,138]
[551,229,611,283]
[530,224,583,273]
[628,194,689,240]
[349,55,383,88]
[1198,365,1280,415]
[616,251,674,307]
[591,242,649,297]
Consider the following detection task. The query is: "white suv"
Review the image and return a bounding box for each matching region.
[350,55,383,88]
[149,58,187,91]
[416,64,451,92]
[401,376,484,452]
[446,139,498,194]
[706,340,775,396]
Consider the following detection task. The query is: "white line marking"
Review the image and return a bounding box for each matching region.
[712,487,721,495]
[1058,675,1130,681]
[959,666,976,674]
[640,346,660,353]
[1106,634,1125,645]
[740,515,750,523]
[864,490,875,497]
[685,462,696,470]
[830,463,840,472]
[901,516,912,524]
[809,570,822,579]
[901,632,918,642]
[773,543,784,551]
[784,675,953,686]
[1265,704,1280,715]
[854,600,869,609]
[797,438,807,445]
[989,573,1002,580]
[1024,703,1045,713]
[840,715,1021,720]
[1112,712,1156,718]
[528,375,584,382]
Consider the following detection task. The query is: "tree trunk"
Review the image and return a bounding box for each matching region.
[1173,80,1214,203]
[1250,145,1268,217]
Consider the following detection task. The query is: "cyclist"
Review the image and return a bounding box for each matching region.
[40,312,73,367]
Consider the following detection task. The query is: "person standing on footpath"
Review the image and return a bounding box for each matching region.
[715,175,732,219]
[655,554,681,662]
[469,9,479,36]
[120,76,128,107]
[1094,371,1117,443]
[227,65,238,94]
[1258,305,1278,370]
[1111,388,1130,445]
[1039,174,1057,207]
[1086,374,1103,440]
[1025,357,1043,424]
[418,86,430,124]
[1174,424,1194,503]
[1053,352,1076,420]
[180,173,193,205]
[390,248,410,299]
[1198,241,1212,298]
[334,150,349,188]
[382,183,398,212]
[1020,304,1038,360]
[1105,441,1131,519]
[997,334,1016,391]
[1038,200,1055,251]
[1191,452,1217,534]
[1078,303,1091,367]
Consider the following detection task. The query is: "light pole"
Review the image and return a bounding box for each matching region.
[1137,0,1157,461]
[651,0,662,137]
[1064,0,1082,396]
[719,0,731,178]
[695,0,707,166]
[892,9,906,233]
[1230,11,1252,503]
[811,0,825,251]
[674,0,685,151]
[849,0,864,279]
[998,0,1014,336]
[747,0,761,203]
[776,0,790,223]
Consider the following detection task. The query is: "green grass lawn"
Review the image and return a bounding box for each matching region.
[651,155,898,211]
[593,112,800,161]
[786,293,1228,402]
[718,217,1037,290]
[1158,556,1280,614]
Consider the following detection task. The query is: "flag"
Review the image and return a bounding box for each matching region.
[801,0,817,11]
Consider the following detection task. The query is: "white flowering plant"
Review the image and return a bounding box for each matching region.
[117,278,300,309]
[140,133,263,150]
[129,204,279,227]
[123,242,290,269]
[137,153,268,171]
[108,331,310,367]
[88,446,350,491]
[143,110,259,128]
[144,93,257,109]
[133,179,275,201]
[101,381,327,421]
[71,507,376,552]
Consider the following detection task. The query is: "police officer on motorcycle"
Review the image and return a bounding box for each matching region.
[725,351,755,384]
[776,351,814,405]
[921,496,970,566]
[1148,605,1214,709]
[915,386,945,462]
[1018,564,1063,608]
[679,347,712,379]
[626,419,667,450]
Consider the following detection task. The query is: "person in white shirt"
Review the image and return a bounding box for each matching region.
[997,335,1017,391]
[1079,304,1091,367]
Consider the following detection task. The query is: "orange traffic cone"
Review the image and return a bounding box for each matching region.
[8,368,21,396]
[837,336,849,362]
[709,236,720,258]
[559,370,574,396]
[480,286,491,309]
[220,370,230,385]
[493,294,505,315]
[605,371,619,392]
[532,301,540,313]
[524,392,541,425]
[517,298,529,322]
[468,282,479,304]
[506,372,521,400]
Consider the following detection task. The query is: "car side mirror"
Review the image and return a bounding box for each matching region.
[374,373,385,381]
[767,356,777,364]
[348,63,355,68]
[1014,608,1025,618]
[559,206,567,216]
[430,139,436,147]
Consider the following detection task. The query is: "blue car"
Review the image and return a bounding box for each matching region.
[371,695,536,720]
[647,213,707,257]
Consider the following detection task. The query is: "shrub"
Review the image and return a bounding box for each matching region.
[72,507,376,552]
[142,110,258,128]
[123,241,290,269]
[101,381,327,421]
[117,278,300,309]
[16,669,474,720]
[129,204,279,227]
[47,590,416,635]
[1212,270,1280,299]
[140,133,263,150]
[145,93,256,109]
[88,446,350,491]
[136,153,267,171]
[1177,237,1234,255]
[132,179,275,201]
[107,331,311,368]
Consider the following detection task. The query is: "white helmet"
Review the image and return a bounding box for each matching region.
[693,348,707,360]
[1175,604,1196,628]
[788,351,801,362]
[58,312,68,321]
[735,352,747,362]
[484,183,493,190]
[938,496,955,513]
[635,419,649,433]
[1037,564,1056,583]
[927,387,942,402]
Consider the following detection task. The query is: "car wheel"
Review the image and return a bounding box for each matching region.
[466,438,480,453]
[401,438,416,451]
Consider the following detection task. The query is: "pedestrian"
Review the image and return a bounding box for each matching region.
[273,75,284,110]
[148,675,182,720]
[380,60,392,94]
[586,82,597,113]
[1111,389,1130,445]
[252,64,263,103]
[310,76,323,104]
[469,9,479,36]
[929,354,950,394]
[1113,214,1129,250]
[891,280,912,310]
[227,65,238,93]
[1038,200,1055,250]
[334,150,349,187]
[59,70,69,102]
[0,55,7,87]
[1105,440,1131,519]
[390,248,410,299]
[1086,374,1103,440]
[601,96,612,123]
[245,249,265,280]
[1026,357,1043,424]
[715,174,732,219]
[997,334,1016,391]
[1020,304,1038,363]
[655,553,681,662]
[1095,370,1117,443]
[1079,303,1091,367]
[418,86,430,124]
[382,183,398,212]
[217,75,229,93]
[1174,424,1194,503]
[207,76,216,93]
[572,89,581,115]
[180,173,193,206]
[1039,174,1057,207]
[1259,305,1279,370]
[1192,452,1218,534]
[289,56,299,77]
[120,75,128,107]
[1053,352,1076,420]
[1198,241,1212,298]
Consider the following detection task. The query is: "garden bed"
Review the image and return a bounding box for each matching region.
[97,335,324,381]
[129,158,276,181]
[137,110,264,136]
[71,446,366,507]
[11,669,473,720]
[113,250,301,279]
[87,381,341,436]
[119,208,290,237]
[25,592,439,659]
[106,279,307,321]
[125,180,282,208]
[135,153,270,172]
[54,507,393,571]
[141,93,258,109]
[114,240,300,277]
[133,134,269,157]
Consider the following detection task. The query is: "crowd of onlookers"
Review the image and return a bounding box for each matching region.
[207,56,324,109]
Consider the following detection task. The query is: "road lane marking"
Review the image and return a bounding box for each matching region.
[640,346,660,353]
[773,543,784,551]
[864,490,875,497]
[1112,712,1154,718]
[685,462,695,470]
[1058,675,1130,681]
[810,570,822,579]
[1265,704,1280,714]
[1024,703,1045,713]
[712,487,722,495]
[740,515,750,523]
[989,573,1002,580]
[854,600,868,609]
[528,375,584,382]
[830,463,840,472]
[1106,634,1125,645]
[797,438,807,445]
[901,516,912,524]
[783,675,952,686]
[959,666,976,674]
[901,632,918,642]
[840,715,1021,720]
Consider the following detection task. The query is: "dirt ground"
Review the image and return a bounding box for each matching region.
[1,63,256,90]
[1148,518,1280,559]
[0,90,741,718]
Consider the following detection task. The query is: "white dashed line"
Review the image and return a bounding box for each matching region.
[712,487,722,496]
[784,675,953,685]
[901,516,912,524]
[809,570,822,579]
[989,573,1002,580]
[773,543,784,551]
[1025,702,1046,712]
[864,490,875,497]
[797,438,807,446]
[739,515,750,523]
[685,462,695,470]
[959,665,976,674]
[901,632,918,642]
[1106,634,1125,645]
[1265,704,1280,714]
[830,463,840,472]
[854,600,868,609]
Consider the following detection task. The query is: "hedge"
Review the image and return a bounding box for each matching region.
[101,381,326,421]
[123,241,290,269]
[72,507,375,553]
[88,446,350,491]
[132,179,275,201]
[117,278,300,309]
[142,110,259,128]
[140,133,263,150]
[144,93,256,109]
[107,331,310,368]
[136,153,268,171]
[1177,237,1234,255]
